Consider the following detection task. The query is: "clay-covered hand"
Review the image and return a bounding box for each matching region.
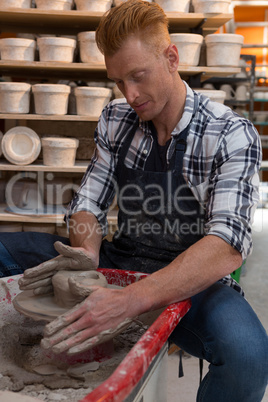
[18,241,98,295]
[40,286,136,355]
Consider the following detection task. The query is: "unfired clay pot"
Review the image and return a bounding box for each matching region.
[0,0,32,7]
[205,34,244,67]
[155,0,190,12]
[170,34,203,66]
[192,0,231,13]
[74,86,112,116]
[78,32,105,64]
[32,84,71,115]
[35,0,73,10]
[0,82,31,114]
[37,37,76,63]
[41,137,79,167]
[195,89,226,104]
[75,0,112,11]
[113,0,151,5]
[0,38,36,62]
[1,126,41,165]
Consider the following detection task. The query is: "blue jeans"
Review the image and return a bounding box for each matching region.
[170,282,268,401]
[0,241,23,277]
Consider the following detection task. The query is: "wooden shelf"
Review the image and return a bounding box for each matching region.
[0,9,233,35]
[0,160,88,173]
[0,113,99,121]
[0,60,240,80]
[0,204,118,225]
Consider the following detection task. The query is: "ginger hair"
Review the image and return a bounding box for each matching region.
[95,0,170,56]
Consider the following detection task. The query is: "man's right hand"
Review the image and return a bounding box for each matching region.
[18,241,98,295]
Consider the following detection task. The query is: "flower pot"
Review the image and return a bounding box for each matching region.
[37,37,76,63]
[0,38,36,61]
[32,84,71,115]
[170,34,203,66]
[155,0,190,12]
[35,0,73,10]
[205,34,244,67]
[75,0,112,11]
[0,82,31,114]
[192,0,231,13]
[74,86,112,116]
[41,137,79,167]
[78,31,104,64]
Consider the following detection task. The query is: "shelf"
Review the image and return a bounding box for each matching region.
[0,9,233,35]
[0,160,88,173]
[261,161,268,170]
[0,113,99,121]
[0,204,118,225]
[0,60,241,80]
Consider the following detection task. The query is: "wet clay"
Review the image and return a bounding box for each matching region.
[52,270,108,308]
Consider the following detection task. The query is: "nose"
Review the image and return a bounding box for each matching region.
[124,82,139,104]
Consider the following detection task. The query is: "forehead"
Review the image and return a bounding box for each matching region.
[105,37,159,79]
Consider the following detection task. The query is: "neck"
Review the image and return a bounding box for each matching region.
[152,79,186,146]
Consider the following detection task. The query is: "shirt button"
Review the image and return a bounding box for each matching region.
[143,149,148,155]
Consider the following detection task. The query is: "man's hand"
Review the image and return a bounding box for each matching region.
[40,286,135,355]
[18,241,98,295]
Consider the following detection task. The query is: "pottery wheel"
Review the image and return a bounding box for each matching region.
[13,284,122,322]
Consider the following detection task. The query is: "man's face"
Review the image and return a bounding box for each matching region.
[105,36,175,122]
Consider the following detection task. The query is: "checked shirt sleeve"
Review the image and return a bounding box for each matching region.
[204,117,262,260]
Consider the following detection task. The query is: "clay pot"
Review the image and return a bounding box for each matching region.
[75,0,112,11]
[0,0,32,8]
[205,34,244,67]
[113,0,151,5]
[0,82,31,114]
[0,38,36,62]
[78,32,105,64]
[192,0,231,13]
[155,0,190,12]
[32,84,71,115]
[1,126,41,165]
[35,0,73,10]
[41,137,79,167]
[37,37,76,63]
[170,34,203,66]
[74,86,112,116]
[195,89,226,104]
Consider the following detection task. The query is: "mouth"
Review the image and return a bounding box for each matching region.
[132,101,149,112]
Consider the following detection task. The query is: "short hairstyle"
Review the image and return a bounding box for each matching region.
[95,0,170,56]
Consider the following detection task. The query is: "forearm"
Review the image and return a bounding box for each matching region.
[69,211,103,264]
[124,235,242,317]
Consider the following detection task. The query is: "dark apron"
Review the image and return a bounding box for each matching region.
[101,95,205,273]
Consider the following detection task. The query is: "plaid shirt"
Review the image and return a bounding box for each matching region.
[67,81,261,265]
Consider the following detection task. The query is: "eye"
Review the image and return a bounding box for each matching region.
[132,72,144,82]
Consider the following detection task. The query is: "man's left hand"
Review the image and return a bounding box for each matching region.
[41,286,135,355]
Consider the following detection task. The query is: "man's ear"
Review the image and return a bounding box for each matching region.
[165,44,179,72]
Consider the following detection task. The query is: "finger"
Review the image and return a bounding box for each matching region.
[68,319,133,355]
[43,301,86,337]
[45,326,96,354]
[33,285,53,295]
[22,256,62,279]
[54,241,97,270]
[19,276,53,290]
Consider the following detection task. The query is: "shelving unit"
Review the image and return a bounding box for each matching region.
[0,8,238,231]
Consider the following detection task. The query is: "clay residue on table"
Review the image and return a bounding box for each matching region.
[0,316,148,402]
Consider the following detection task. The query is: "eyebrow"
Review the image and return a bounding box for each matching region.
[107,68,146,82]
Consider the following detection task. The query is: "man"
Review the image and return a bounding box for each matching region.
[8,0,268,400]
